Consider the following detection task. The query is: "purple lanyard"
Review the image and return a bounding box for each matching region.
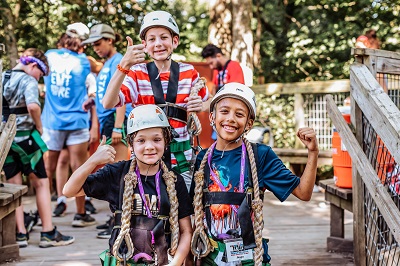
[207,142,246,213]
[135,167,161,218]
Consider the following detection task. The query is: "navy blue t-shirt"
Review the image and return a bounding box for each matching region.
[190,143,300,237]
[192,143,300,201]
[83,160,193,219]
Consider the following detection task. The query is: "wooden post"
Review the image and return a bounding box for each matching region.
[352,96,366,265]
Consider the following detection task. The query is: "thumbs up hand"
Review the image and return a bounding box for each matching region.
[90,135,117,165]
[119,36,146,69]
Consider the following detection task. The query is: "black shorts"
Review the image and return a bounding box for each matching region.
[101,112,128,139]
[4,135,47,180]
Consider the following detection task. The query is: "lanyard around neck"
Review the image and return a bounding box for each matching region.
[207,141,246,213]
[135,166,161,218]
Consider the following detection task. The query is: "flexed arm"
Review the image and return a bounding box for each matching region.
[292,127,319,201]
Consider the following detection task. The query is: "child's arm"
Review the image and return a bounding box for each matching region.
[27,102,43,135]
[111,105,126,145]
[170,216,193,266]
[63,135,116,197]
[291,127,319,201]
[89,105,99,144]
[103,36,145,109]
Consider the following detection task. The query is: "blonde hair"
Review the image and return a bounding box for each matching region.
[112,159,180,261]
[191,138,264,265]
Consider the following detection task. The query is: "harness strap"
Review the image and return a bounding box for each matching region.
[169,139,191,153]
[5,129,48,170]
[202,143,264,250]
[203,191,256,250]
[147,61,189,173]
[158,103,187,123]
[2,70,29,120]
[146,61,180,105]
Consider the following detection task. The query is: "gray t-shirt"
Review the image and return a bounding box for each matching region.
[2,70,41,139]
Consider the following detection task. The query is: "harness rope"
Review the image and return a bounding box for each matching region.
[112,160,180,262]
[191,138,264,265]
[187,77,206,138]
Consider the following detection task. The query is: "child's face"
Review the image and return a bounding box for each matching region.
[143,27,178,61]
[210,98,253,143]
[27,63,44,81]
[132,127,165,165]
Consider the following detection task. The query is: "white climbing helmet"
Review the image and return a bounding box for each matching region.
[139,11,180,40]
[210,82,257,120]
[127,105,170,135]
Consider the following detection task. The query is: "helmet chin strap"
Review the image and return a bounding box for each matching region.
[148,52,173,80]
[210,114,250,146]
[136,157,161,167]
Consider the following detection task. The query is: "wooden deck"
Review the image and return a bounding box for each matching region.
[2,190,354,266]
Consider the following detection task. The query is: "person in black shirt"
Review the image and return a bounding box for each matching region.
[63,104,193,265]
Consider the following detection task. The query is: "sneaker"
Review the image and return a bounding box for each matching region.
[16,232,29,248]
[96,216,113,230]
[85,200,97,214]
[97,229,111,239]
[53,202,67,217]
[97,216,114,239]
[72,213,97,227]
[24,210,39,233]
[39,227,74,248]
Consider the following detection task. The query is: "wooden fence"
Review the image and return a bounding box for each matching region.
[252,79,350,151]
[327,48,400,265]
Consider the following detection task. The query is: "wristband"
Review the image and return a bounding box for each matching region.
[117,64,130,75]
[113,127,123,134]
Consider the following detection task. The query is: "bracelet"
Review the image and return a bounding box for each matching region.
[112,127,123,134]
[117,64,130,75]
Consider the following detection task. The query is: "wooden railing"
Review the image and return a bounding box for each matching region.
[327,48,400,265]
[252,80,350,151]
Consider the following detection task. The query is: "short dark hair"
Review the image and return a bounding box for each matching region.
[201,44,223,58]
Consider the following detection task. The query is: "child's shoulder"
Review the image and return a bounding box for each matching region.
[177,61,196,71]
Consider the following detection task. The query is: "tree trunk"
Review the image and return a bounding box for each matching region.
[208,0,233,54]
[231,0,253,69]
[208,0,253,71]
[0,3,19,68]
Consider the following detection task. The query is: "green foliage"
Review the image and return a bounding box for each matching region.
[0,0,209,67]
[255,94,296,148]
[254,0,400,83]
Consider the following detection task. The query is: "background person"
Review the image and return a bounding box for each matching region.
[2,48,74,248]
[42,24,97,227]
[81,23,133,238]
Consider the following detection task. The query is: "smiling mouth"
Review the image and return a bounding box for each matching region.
[222,125,237,132]
[154,50,166,53]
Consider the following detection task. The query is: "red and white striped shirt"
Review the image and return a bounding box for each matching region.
[118,62,209,166]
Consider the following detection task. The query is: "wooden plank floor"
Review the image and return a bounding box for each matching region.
[2,190,354,266]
